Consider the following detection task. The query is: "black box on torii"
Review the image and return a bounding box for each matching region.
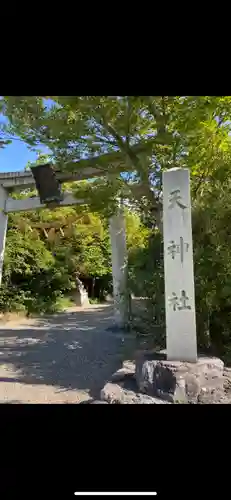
[31,164,63,205]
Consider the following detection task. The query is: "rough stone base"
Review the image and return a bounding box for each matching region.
[135,351,225,404]
[100,361,170,404]
[78,398,109,404]
[100,382,170,404]
[223,367,231,393]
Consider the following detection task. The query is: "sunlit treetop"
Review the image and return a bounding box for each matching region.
[1,96,231,223]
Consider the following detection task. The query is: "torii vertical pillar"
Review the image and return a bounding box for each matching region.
[0,185,8,286]
[109,207,128,329]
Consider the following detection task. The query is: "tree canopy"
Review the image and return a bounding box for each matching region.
[2,96,231,223]
[1,96,231,360]
[0,181,150,315]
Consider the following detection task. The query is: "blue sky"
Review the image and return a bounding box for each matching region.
[0,140,39,172]
[0,111,39,172]
[0,98,54,173]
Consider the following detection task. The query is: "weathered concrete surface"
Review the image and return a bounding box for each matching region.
[135,351,225,403]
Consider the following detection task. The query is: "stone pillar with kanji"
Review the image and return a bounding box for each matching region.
[163,167,197,362]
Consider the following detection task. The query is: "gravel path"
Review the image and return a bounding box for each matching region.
[0,304,133,404]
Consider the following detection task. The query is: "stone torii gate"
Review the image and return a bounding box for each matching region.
[0,167,128,328]
[1,166,226,403]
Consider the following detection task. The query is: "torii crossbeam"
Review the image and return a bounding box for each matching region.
[0,165,128,327]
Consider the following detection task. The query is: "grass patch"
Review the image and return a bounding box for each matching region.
[89,297,102,305]
[54,296,76,311]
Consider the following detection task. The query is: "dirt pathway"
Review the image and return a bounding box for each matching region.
[0,304,133,404]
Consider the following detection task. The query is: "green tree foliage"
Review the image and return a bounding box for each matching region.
[129,177,231,360]
[192,177,231,359]
[125,210,150,251]
[0,184,148,314]
[25,153,53,170]
[2,96,231,359]
[2,96,231,224]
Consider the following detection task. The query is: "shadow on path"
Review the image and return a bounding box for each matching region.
[0,305,135,399]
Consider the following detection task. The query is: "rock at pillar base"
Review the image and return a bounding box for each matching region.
[100,382,171,404]
[135,351,224,404]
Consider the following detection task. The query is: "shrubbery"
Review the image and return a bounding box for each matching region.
[128,179,231,363]
[0,206,148,316]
